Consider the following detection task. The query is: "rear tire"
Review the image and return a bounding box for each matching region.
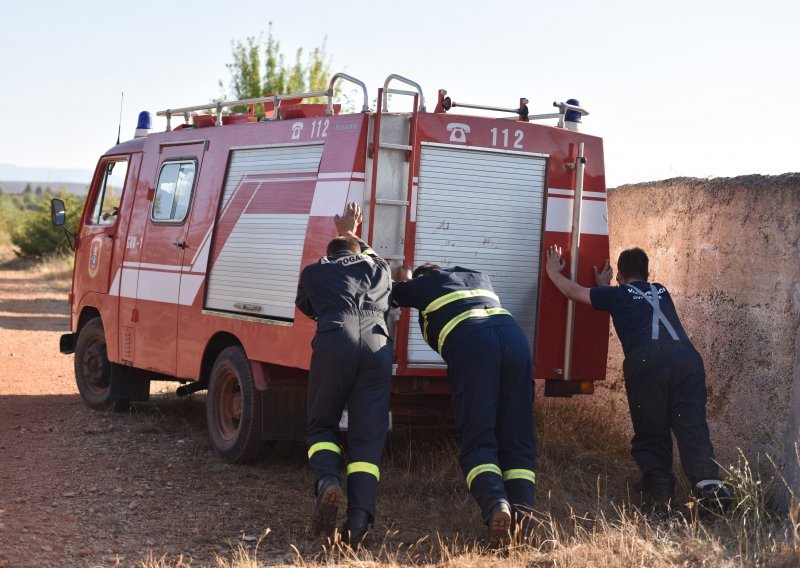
[74,317,114,409]
[206,346,264,463]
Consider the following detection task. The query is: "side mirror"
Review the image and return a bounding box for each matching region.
[51,198,66,226]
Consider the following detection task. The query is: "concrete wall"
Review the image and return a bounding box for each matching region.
[589,174,800,501]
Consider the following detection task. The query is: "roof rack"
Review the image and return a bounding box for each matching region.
[433,89,589,125]
[156,72,370,131]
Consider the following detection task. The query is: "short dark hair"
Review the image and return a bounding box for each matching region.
[327,236,360,256]
[412,262,441,278]
[617,248,649,281]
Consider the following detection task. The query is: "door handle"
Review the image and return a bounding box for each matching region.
[172,240,187,249]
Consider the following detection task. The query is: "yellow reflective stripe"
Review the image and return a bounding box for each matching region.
[423,309,434,344]
[422,289,499,316]
[437,307,511,353]
[346,461,380,481]
[362,248,376,256]
[307,442,342,460]
[421,289,499,344]
[502,469,536,484]
[466,463,502,489]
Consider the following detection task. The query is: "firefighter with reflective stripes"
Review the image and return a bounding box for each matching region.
[545,246,732,513]
[392,264,537,546]
[295,203,393,545]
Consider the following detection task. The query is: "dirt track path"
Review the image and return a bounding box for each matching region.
[0,259,485,567]
[0,262,326,567]
[0,254,644,568]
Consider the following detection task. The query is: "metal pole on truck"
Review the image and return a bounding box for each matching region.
[562,142,586,381]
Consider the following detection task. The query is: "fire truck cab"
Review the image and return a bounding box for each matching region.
[55,72,610,463]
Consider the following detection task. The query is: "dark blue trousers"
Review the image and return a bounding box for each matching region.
[444,323,537,523]
[623,342,719,492]
[306,313,393,520]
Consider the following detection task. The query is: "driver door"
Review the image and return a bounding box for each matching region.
[133,142,205,375]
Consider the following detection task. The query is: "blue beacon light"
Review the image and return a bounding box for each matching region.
[134,111,152,138]
[564,99,582,124]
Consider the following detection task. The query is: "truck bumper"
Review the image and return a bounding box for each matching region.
[544,379,595,397]
[60,333,76,354]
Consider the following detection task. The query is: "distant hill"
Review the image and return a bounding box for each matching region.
[0,163,94,195]
[0,180,89,195]
[0,163,94,184]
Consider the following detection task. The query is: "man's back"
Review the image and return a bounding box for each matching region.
[392,266,516,358]
[297,247,391,326]
[590,281,692,355]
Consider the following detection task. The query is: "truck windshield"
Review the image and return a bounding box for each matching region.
[89,160,127,225]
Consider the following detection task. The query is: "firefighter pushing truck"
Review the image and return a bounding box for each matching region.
[52,72,610,464]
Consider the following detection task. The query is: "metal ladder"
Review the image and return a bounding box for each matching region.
[365,74,426,265]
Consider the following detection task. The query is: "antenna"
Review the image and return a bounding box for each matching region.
[116,91,124,145]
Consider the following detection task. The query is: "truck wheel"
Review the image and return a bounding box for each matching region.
[74,317,113,409]
[206,346,264,464]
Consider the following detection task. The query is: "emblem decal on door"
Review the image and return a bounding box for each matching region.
[88,237,103,279]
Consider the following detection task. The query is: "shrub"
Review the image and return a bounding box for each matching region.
[10,190,84,259]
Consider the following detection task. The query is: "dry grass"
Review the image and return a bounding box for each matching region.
[0,244,73,290]
[128,399,800,567]
[30,251,74,283]
[7,242,796,567]
[0,243,14,263]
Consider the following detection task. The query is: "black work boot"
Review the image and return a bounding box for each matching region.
[693,479,734,514]
[311,476,344,537]
[342,508,371,547]
[633,474,674,521]
[487,501,512,549]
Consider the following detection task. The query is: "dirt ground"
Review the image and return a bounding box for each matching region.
[0,248,649,568]
[0,253,522,567]
[0,254,330,566]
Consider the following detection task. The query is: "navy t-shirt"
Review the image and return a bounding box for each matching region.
[589,281,692,355]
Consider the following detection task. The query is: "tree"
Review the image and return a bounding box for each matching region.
[0,192,23,246]
[219,24,332,117]
[10,190,82,259]
[22,189,36,210]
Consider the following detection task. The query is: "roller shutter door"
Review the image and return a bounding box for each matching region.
[205,144,323,320]
[408,144,547,364]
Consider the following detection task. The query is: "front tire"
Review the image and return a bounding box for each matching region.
[206,346,264,463]
[74,317,113,409]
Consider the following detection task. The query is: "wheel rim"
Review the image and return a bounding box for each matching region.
[82,339,110,395]
[215,368,243,442]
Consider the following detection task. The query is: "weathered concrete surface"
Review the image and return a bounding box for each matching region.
[589,174,800,502]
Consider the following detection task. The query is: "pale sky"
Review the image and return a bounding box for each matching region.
[0,0,797,187]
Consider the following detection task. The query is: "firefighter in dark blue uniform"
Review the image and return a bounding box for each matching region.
[295,203,393,545]
[545,245,732,513]
[392,264,537,547]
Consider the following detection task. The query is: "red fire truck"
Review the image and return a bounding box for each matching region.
[53,73,610,463]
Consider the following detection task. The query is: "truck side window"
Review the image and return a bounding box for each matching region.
[89,160,128,225]
[152,161,196,222]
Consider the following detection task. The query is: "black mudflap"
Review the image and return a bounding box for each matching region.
[110,363,151,402]
[261,380,308,440]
